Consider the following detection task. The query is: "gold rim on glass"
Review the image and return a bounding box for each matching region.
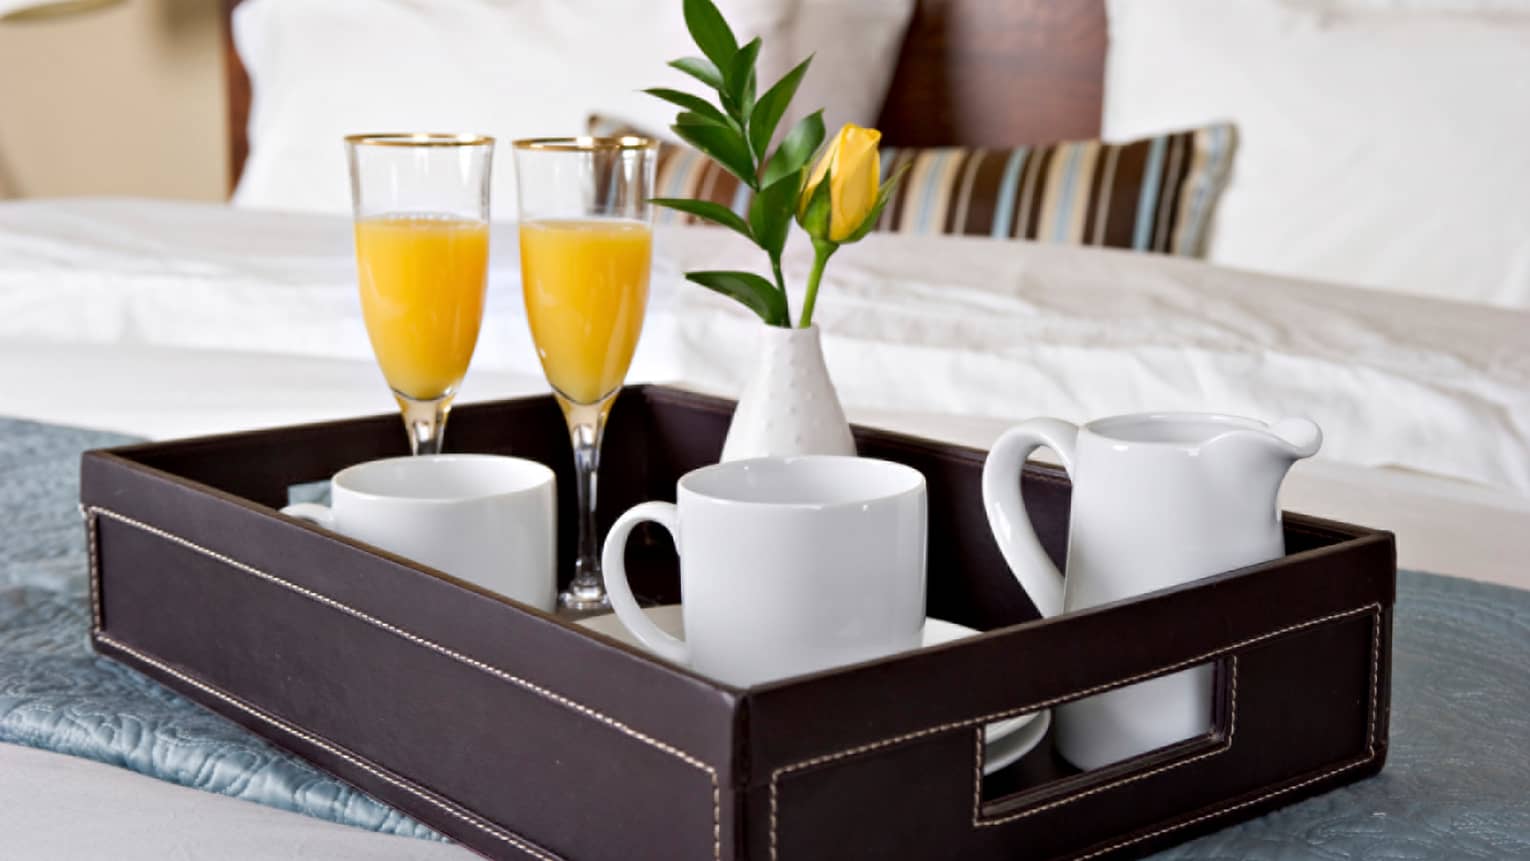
[511,136,658,152]
[345,133,495,147]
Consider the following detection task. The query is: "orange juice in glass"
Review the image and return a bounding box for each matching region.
[356,214,489,400]
[345,133,494,455]
[519,218,651,405]
[513,136,658,611]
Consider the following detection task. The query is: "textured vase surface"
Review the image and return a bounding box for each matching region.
[720,324,856,461]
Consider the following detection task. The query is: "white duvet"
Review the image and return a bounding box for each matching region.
[3,197,1526,499]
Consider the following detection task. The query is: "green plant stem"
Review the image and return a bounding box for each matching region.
[799,239,836,328]
[770,255,791,321]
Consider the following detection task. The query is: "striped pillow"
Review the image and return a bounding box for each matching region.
[588,117,1236,257]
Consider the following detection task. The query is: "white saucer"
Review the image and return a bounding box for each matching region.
[577,606,1050,774]
[981,708,1050,775]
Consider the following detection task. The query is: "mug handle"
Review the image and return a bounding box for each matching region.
[981,418,1079,618]
[280,502,336,531]
[600,501,689,665]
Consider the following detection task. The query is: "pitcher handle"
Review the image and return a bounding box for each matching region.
[981,419,1079,618]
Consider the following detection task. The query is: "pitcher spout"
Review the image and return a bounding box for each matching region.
[1194,416,1323,515]
[1202,417,1322,464]
[1267,417,1323,460]
[1196,415,1322,525]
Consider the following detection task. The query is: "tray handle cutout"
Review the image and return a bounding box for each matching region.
[975,657,1233,823]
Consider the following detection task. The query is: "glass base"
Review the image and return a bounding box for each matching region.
[559,581,611,614]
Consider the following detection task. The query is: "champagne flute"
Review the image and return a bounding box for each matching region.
[513,136,657,612]
[346,133,494,455]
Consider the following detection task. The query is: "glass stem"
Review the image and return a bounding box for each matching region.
[397,393,452,455]
[559,396,614,611]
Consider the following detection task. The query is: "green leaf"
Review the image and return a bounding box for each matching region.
[725,37,761,118]
[686,270,788,326]
[797,164,833,239]
[672,120,758,188]
[842,163,910,243]
[651,198,752,239]
[761,110,824,189]
[676,108,747,140]
[643,88,730,128]
[676,110,731,129]
[669,57,724,92]
[683,0,738,72]
[748,169,801,258]
[748,56,812,161]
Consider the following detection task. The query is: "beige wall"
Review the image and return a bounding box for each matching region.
[0,0,225,200]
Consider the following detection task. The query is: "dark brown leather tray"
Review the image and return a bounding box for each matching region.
[80,385,1394,860]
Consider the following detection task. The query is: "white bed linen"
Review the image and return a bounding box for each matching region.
[5,342,1530,593]
[4,198,1525,496]
[0,340,547,440]
[6,337,1526,590]
[1,197,1527,588]
[0,198,684,391]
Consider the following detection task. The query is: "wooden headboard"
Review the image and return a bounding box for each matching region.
[220,0,1106,192]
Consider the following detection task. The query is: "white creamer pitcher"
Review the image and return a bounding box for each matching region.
[981,412,1321,770]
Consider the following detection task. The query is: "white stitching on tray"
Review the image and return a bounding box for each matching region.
[83,506,721,861]
[971,727,983,827]
[82,504,100,634]
[1075,758,1374,860]
[971,657,1239,827]
[1075,609,1382,860]
[768,603,1382,860]
[94,632,562,861]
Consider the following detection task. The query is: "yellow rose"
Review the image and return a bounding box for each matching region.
[799,123,882,242]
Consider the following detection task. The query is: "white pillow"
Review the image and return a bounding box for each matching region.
[1103,0,1530,309]
[232,0,913,217]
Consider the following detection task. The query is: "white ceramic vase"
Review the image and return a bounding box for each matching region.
[720,324,856,461]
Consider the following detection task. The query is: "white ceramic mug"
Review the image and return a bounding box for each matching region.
[600,456,928,687]
[282,454,557,611]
